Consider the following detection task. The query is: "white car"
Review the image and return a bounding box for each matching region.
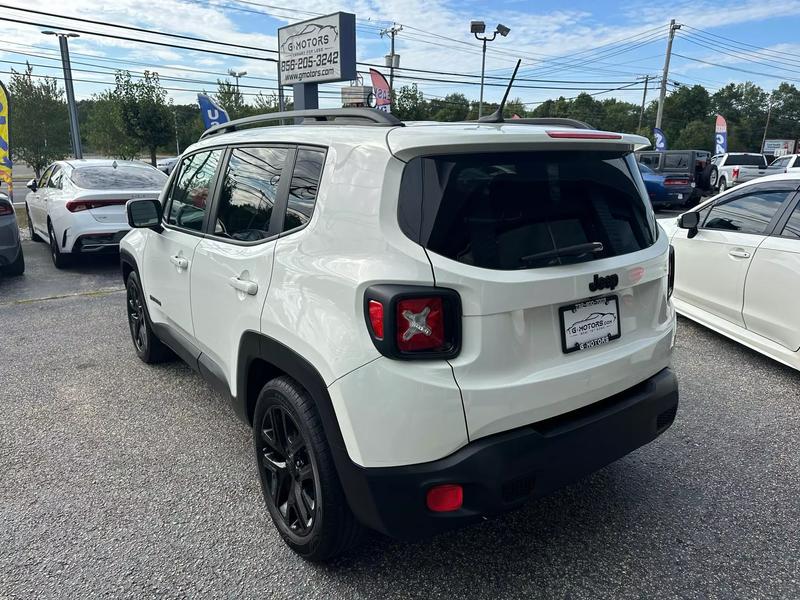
[120,108,678,561]
[25,159,168,268]
[766,153,800,175]
[666,172,800,369]
[709,153,768,192]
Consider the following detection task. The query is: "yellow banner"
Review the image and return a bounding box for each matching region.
[0,81,12,192]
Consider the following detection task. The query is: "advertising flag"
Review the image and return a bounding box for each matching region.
[369,68,391,113]
[197,93,230,130]
[0,80,12,196]
[653,127,667,152]
[715,114,728,154]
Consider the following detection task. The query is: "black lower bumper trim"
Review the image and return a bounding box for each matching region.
[342,367,679,540]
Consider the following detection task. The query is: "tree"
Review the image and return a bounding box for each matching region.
[674,120,714,151]
[392,84,428,121]
[115,71,173,166]
[215,79,246,119]
[7,65,71,177]
[429,93,469,121]
[86,90,140,159]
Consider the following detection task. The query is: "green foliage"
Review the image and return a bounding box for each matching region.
[429,93,470,121]
[7,65,71,177]
[214,79,247,119]
[115,71,173,166]
[86,90,140,159]
[392,84,428,121]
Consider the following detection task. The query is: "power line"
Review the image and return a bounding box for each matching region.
[672,52,800,84]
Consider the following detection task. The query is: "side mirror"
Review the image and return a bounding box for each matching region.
[26,178,38,192]
[127,198,163,232]
[678,212,700,238]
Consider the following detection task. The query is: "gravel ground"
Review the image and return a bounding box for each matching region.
[1,240,798,599]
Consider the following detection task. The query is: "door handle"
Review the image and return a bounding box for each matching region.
[169,255,189,269]
[729,248,750,259]
[228,276,258,295]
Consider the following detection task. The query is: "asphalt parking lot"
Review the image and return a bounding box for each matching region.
[1,236,798,599]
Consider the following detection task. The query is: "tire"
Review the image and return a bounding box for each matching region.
[125,271,173,364]
[718,178,728,193]
[4,247,24,276]
[708,165,719,190]
[26,204,42,242]
[47,223,71,269]
[253,376,363,562]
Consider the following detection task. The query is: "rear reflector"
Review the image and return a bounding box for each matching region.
[426,484,463,512]
[546,131,623,140]
[66,199,129,213]
[396,296,445,352]
[0,200,13,216]
[368,300,384,340]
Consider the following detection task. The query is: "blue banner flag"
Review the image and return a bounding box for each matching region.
[653,128,667,152]
[715,115,728,154]
[197,94,230,130]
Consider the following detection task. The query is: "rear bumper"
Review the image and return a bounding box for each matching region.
[342,367,678,540]
[72,230,129,253]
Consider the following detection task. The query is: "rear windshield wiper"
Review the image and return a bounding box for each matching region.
[520,242,604,266]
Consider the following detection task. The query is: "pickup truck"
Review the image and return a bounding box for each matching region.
[709,153,768,192]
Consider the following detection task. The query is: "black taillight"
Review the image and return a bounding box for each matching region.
[0,199,13,216]
[364,285,461,360]
[668,244,675,298]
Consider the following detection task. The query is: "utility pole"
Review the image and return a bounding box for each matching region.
[637,75,650,131]
[761,95,772,153]
[655,20,681,131]
[43,30,82,159]
[380,24,402,93]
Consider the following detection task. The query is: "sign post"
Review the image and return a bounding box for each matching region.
[278,12,357,111]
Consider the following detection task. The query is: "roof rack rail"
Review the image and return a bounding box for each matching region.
[200,108,403,139]
[503,117,594,130]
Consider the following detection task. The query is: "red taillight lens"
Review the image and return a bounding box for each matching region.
[668,244,675,298]
[396,297,445,352]
[546,130,622,140]
[664,178,689,186]
[66,199,128,212]
[732,167,740,181]
[368,300,384,340]
[426,484,463,512]
[0,200,13,216]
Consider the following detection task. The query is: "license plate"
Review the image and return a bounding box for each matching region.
[677,193,684,200]
[559,295,621,354]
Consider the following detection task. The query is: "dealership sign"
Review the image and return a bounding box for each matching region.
[762,139,796,156]
[278,12,356,86]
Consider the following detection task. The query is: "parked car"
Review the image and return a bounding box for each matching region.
[636,149,712,204]
[0,189,24,276]
[766,154,800,175]
[121,109,679,561]
[638,163,695,209]
[665,172,800,370]
[708,153,768,192]
[25,160,168,268]
[156,157,178,175]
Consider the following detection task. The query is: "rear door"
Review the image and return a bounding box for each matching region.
[191,144,304,389]
[672,182,795,326]
[398,149,671,440]
[141,148,223,338]
[742,186,800,349]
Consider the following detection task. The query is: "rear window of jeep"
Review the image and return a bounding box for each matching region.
[398,151,655,270]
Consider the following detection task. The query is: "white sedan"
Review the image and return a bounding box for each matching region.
[25,160,168,268]
[664,172,800,370]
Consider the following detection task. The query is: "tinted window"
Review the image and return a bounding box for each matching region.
[724,154,767,167]
[780,202,800,239]
[167,150,222,232]
[399,151,655,270]
[663,153,689,169]
[38,165,54,189]
[283,149,324,232]
[72,165,168,189]
[48,166,63,189]
[639,154,660,168]
[704,189,792,234]
[214,147,288,241]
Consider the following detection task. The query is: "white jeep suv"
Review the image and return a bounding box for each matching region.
[121,109,679,561]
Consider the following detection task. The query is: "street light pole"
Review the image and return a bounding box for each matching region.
[471,21,510,119]
[43,30,82,159]
[228,69,247,112]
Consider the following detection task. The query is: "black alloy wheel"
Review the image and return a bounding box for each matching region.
[126,278,148,353]
[257,404,318,538]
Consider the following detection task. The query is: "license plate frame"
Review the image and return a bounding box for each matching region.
[559,295,621,354]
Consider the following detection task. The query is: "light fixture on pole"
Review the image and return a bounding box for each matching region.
[43,30,82,159]
[471,21,510,119]
[228,69,248,94]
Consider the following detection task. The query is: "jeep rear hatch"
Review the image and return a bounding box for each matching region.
[396,144,674,441]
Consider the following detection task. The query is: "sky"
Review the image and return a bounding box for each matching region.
[1,0,799,111]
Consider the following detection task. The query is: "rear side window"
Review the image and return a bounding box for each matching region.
[399,151,655,270]
[638,154,660,168]
[780,202,800,239]
[167,150,222,232]
[72,165,168,189]
[703,189,793,234]
[724,155,767,168]
[282,149,325,232]
[663,154,689,169]
[215,146,288,241]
